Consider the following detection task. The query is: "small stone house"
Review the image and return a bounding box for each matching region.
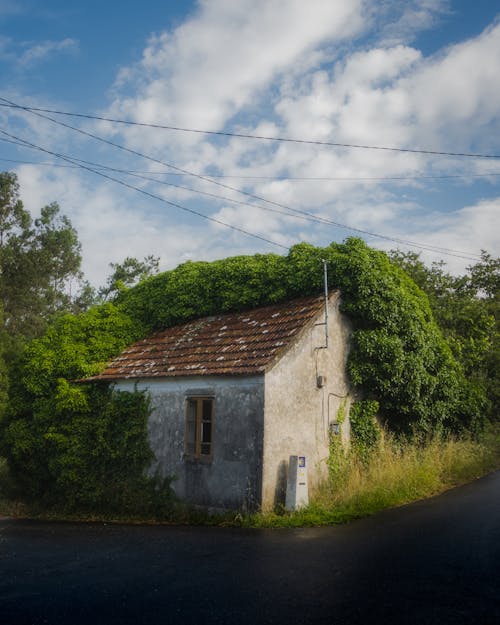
[88,293,352,511]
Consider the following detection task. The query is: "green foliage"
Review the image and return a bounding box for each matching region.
[0,304,7,419]
[15,302,144,398]
[349,400,381,463]
[0,172,85,362]
[326,400,348,483]
[0,303,151,509]
[3,235,491,513]
[116,253,288,332]
[2,382,174,513]
[98,254,160,302]
[390,249,498,425]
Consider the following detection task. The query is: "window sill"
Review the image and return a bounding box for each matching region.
[183,453,213,464]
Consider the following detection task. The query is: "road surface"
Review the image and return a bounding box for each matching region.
[1,471,499,624]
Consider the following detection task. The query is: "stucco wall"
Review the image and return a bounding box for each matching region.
[113,376,264,511]
[262,293,351,510]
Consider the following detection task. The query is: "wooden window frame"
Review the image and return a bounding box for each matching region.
[185,397,214,462]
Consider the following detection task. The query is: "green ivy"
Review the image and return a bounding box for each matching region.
[349,400,381,463]
[326,400,349,483]
[1,237,482,509]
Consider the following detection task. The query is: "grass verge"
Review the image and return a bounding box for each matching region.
[244,426,500,528]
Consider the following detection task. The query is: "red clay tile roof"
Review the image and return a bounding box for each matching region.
[86,295,329,381]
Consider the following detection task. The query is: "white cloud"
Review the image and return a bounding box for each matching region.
[109,0,366,137]
[376,0,450,45]
[400,197,500,273]
[5,1,500,284]
[409,21,500,148]
[17,37,78,67]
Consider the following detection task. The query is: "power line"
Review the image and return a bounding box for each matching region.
[2,154,500,182]
[0,136,31,149]
[1,99,500,159]
[0,96,484,260]
[2,127,482,262]
[0,127,289,251]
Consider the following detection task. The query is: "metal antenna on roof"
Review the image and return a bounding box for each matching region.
[322,259,329,349]
[314,259,329,352]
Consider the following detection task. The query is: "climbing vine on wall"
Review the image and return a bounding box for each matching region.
[327,399,349,483]
[349,400,381,464]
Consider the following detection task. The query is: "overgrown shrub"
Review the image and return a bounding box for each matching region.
[1,237,481,510]
[2,381,174,513]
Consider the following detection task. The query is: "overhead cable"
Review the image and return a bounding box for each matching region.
[1,96,484,260]
[1,154,500,182]
[0,127,289,251]
[1,99,499,159]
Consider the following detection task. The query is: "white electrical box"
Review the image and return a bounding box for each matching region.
[285,455,309,511]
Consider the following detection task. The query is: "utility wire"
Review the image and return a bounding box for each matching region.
[0,140,316,225]
[1,96,484,260]
[4,146,478,253]
[2,127,482,262]
[1,154,500,182]
[0,127,289,250]
[1,99,499,159]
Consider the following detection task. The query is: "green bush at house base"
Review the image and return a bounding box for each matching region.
[2,381,174,515]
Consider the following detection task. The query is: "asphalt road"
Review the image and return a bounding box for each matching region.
[1,471,499,625]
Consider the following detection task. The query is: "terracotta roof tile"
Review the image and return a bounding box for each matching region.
[86,295,328,381]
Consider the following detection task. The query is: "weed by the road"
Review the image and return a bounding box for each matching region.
[244,426,500,528]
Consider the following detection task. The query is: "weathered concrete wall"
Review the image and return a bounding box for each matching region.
[262,292,352,510]
[114,375,264,511]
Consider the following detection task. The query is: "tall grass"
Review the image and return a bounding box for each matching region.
[246,427,500,528]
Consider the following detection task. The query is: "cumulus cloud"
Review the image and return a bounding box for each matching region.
[6,1,500,283]
[409,21,500,149]
[109,0,366,135]
[376,0,450,45]
[14,163,212,284]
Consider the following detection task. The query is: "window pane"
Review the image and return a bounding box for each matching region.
[202,421,212,444]
[186,397,213,459]
[186,419,196,452]
[202,399,212,421]
[186,399,197,454]
[187,399,197,421]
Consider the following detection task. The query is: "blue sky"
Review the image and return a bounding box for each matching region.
[1,0,499,284]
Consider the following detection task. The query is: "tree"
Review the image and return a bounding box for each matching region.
[389,250,499,424]
[98,255,160,302]
[0,302,7,418]
[0,171,83,360]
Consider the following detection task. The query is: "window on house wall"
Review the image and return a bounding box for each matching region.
[185,397,213,460]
